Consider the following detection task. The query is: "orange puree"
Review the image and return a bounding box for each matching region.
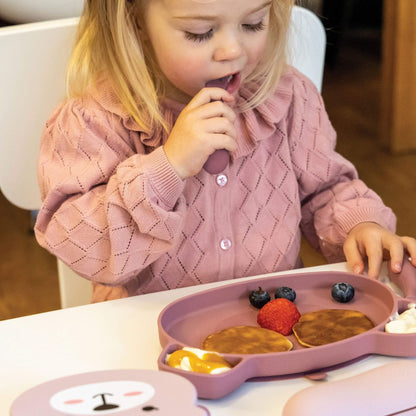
[166,349,232,374]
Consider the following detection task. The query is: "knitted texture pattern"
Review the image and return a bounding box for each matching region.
[35,67,396,301]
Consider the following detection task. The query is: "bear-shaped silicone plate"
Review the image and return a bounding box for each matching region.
[157,259,416,399]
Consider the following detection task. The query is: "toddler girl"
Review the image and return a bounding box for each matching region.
[35,0,416,302]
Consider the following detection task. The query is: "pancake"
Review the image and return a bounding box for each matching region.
[293,309,374,347]
[202,325,293,354]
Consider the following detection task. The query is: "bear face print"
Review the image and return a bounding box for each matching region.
[50,380,155,414]
[11,369,209,416]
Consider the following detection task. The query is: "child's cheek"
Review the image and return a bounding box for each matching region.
[169,60,207,93]
[249,38,268,67]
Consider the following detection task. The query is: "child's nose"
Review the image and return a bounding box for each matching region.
[213,33,243,62]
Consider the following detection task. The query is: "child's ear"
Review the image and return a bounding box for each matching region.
[137,26,150,42]
[129,2,148,39]
[136,19,150,42]
[129,6,149,41]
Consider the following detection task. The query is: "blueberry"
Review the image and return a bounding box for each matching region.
[274,286,296,302]
[249,287,271,309]
[331,282,355,303]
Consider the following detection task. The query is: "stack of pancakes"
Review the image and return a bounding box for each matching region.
[202,309,374,354]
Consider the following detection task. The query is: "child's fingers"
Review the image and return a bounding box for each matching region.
[193,100,236,126]
[208,133,238,154]
[203,86,235,103]
[188,87,235,108]
[366,243,383,278]
[344,223,416,278]
[203,116,237,138]
[208,100,237,122]
[180,98,236,129]
[343,237,365,274]
[198,117,237,153]
[384,236,404,273]
[400,236,416,266]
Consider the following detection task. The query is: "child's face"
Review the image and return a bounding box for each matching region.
[144,0,271,103]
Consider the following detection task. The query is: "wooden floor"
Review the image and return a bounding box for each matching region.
[1,29,416,320]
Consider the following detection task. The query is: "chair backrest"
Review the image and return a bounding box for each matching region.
[0,0,83,24]
[0,17,79,210]
[0,6,326,308]
[288,6,326,92]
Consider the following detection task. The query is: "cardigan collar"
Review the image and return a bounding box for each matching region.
[90,67,296,159]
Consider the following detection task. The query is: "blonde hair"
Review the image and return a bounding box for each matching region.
[67,0,295,132]
[241,0,295,111]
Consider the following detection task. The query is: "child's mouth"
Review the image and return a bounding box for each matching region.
[206,73,239,92]
[206,75,233,89]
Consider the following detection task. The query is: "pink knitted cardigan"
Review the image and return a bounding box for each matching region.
[35,67,396,302]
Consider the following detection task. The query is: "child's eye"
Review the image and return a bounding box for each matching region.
[242,21,266,33]
[184,29,214,43]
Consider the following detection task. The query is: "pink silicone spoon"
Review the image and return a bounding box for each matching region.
[202,78,231,174]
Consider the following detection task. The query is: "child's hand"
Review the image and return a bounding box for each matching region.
[343,222,416,278]
[163,88,238,179]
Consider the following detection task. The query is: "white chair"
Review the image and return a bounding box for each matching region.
[288,6,326,92]
[0,17,92,308]
[0,6,326,308]
[0,0,83,24]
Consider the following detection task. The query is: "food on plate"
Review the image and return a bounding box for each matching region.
[385,303,416,334]
[249,286,271,309]
[257,298,301,335]
[293,309,374,347]
[331,282,355,303]
[166,347,232,374]
[274,286,297,302]
[202,325,293,354]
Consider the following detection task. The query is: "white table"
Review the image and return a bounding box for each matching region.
[1,263,409,415]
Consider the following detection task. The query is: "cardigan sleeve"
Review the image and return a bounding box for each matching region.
[35,97,187,286]
[288,72,396,261]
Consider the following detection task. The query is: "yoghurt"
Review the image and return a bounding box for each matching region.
[385,304,416,334]
[166,347,232,374]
